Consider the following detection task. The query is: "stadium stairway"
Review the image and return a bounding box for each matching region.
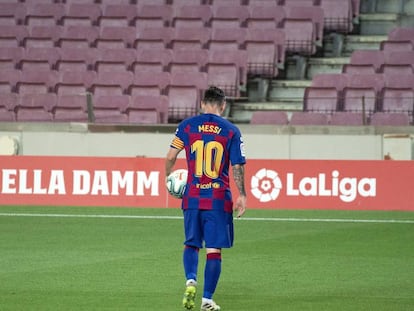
[231,0,413,124]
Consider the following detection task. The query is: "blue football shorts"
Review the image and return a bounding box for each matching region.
[183,209,234,249]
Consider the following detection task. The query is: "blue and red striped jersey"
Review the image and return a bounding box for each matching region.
[170,113,246,212]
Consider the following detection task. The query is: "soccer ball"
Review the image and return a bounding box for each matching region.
[166,169,188,199]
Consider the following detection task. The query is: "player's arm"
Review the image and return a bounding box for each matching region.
[232,163,247,218]
[165,147,181,178]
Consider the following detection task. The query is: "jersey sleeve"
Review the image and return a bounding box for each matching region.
[170,124,185,150]
[229,128,246,166]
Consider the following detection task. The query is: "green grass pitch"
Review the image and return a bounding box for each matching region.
[0,206,413,310]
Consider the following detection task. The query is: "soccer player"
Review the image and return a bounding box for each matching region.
[165,86,247,311]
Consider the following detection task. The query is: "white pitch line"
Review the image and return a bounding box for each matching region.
[0,213,413,224]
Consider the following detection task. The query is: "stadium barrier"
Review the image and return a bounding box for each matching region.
[0,155,413,211]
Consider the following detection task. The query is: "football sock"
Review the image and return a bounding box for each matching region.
[203,252,222,299]
[183,245,199,282]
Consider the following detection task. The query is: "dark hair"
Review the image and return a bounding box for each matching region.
[203,86,226,105]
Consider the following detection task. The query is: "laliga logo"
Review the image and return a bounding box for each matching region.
[251,168,282,202]
[251,169,377,203]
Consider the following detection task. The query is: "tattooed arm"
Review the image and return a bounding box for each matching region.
[232,164,247,218]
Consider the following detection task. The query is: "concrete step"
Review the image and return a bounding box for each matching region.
[342,35,387,56]
[306,57,350,79]
[359,13,401,35]
[268,79,311,103]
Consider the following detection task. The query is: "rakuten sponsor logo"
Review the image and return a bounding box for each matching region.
[251,169,377,203]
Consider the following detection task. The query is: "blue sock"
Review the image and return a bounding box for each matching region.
[203,253,222,299]
[183,245,199,282]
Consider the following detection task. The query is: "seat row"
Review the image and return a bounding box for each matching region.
[0,0,355,33]
[250,111,412,126]
[0,93,168,124]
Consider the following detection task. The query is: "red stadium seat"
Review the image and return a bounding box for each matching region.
[95,27,137,49]
[53,95,89,122]
[56,70,96,95]
[133,5,173,29]
[99,4,138,27]
[0,69,21,93]
[303,87,339,112]
[0,47,24,69]
[246,5,285,29]
[207,27,246,51]
[248,0,278,6]
[290,111,329,125]
[132,49,173,73]
[129,71,171,96]
[0,93,17,121]
[370,112,410,126]
[91,71,134,96]
[172,5,212,28]
[168,49,209,74]
[56,47,96,72]
[24,3,65,26]
[350,50,385,72]
[19,47,60,71]
[330,112,365,126]
[94,48,137,73]
[388,27,414,45]
[319,0,353,33]
[92,95,129,124]
[134,27,173,50]
[62,3,102,26]
[380,40,414,52]
[128,95,169,124]
[170,27,211,51]
[15,93,56,122]
[209,5,249,28]
[17,69,58,94]
[0,3,26,25]
[0,25,29,48]
[167,72,208,122]
[58,26,99,49]
[250,110,289,125]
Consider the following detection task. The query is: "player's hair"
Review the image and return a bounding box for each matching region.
[203,86,226,106]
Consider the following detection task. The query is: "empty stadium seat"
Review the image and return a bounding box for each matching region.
[19,47,60,71]
[167,72,208,122]
[319,0,353,33]
[0,93,17,121]
[24,3,65,26]
[248,0,279,6]
[370,112,411,126]
[330,112,365,125]
[56,70,96,95]
[311,73,348,90]
[350,50,385,72]
[0,69,21,93]
[0,3,26,26]
[56,47,96,72]
[243,28,285,77]
[17,69,58,94]
[380,40,414,52]
[92,95,129,124]
[133,5,173,28]
[250,110,289,125]
[170,27,211,51]
[53,95,89,122]
[388,27,414,45]
[58,25,99,48]
[134,27,173,50]
[129,71,171,96]
[304,87,339,112]
[95,48,137,73]
[290,111,329,125]
[91,71,134,96]
[246,5,285,29]
[384,51,414,67]
[168,49,209,73]
[0,25,29,48]
[0,47,24,69]
[342,64,377,74]
[15,93,56,122]
[380,74,414,115]
[380,64,414,75]
[25,25,63,48]
[207,27,246,51]
[209,5,249,28]
[132,49,172,73]
[62,3,101,26]
[95,26,137,49]
[127,95,169,124]
[99,4,138,27]
[172,5,213,28]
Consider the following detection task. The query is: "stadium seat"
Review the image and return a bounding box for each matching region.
[24,25,63,48]
[380,64,414,75]
[167,72,208,122]
[206,50,248,98]
[95,26,137,49]
[172,5,212,28]
[250,110,289,125]
[91,71,134,96]
[58,25,99,49]
[172,0,207,5]
[384,51,414,67]
[129,71,171,96]
[303,87,339,112]
[24,3,65,26]
[0,93,17,121]
[380,74,414,115]
[168,49,209,73]
[388,27,414,45]
[243,28,285,77]
[100,0,134,4]
[0,3,26,26]
[94,48,137,73]
[62,3,102,26]
[351,0,361,18]
[132,49,173,73]
[246,5,285,29]
[127,95,168,124]
[342,64,377,74]
[170,27,211,51]
[370,112,411,126]
[137,0,169,5]
[53,95,89,122]
[380,40,414,52]
[99,4,138,27]
[16,69,58,94]
[55,70,96,95]
[19,47,60,71]
[0,47,24,69]
[330,112,365,125]
[290,111,329,125]
[0,25,29,48]
[247,0,279,6]
[56,47,96,72]
[209,0,246,6]
[350,50,385,72]
[15,93,56,122]
[209,5,249,28]
[319,0,353,33]
[0,69,21,93]
[311,73,348,90]
[207,27,246,51]
[134,27,173,50]
[133,5,173,29]
[92,95,129,124]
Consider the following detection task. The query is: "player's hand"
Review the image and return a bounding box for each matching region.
[234,195,246,218]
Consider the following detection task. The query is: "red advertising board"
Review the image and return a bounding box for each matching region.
[0,156,413,211]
